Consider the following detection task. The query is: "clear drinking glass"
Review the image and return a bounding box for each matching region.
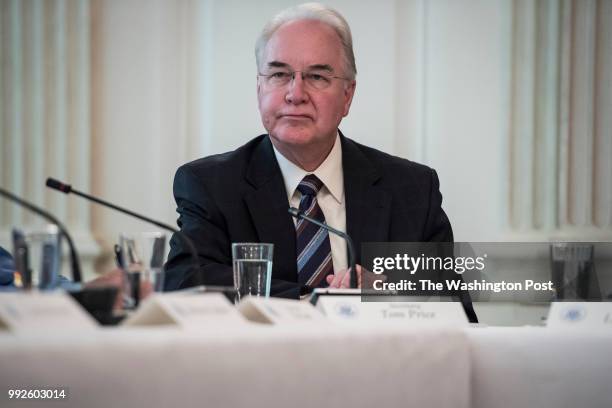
[12,225,62,290]
[119,232,168,307]
[550,243,596,300]
[232,243,273,302]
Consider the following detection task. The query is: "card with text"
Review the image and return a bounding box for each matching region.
[0,292,98,332]
[122,293,246,328]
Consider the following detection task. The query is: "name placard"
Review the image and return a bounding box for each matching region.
[316,296,469,326]
[547,302,612,329]
[0,292,98,332]
[237,296,326,324]
[122,293,246,328]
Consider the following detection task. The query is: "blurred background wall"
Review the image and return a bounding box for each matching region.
[1,0,611,280]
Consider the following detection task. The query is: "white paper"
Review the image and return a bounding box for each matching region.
[122,292,246,328]
[237,296,327,324]
[0,292,98,332]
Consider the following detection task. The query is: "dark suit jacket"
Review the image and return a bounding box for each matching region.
[164,133,477,322]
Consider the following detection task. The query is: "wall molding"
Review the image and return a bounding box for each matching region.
[0,0,100,277]
[507,0,611,239]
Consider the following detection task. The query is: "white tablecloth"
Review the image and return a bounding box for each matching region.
[0,324,470,408]
[2,322,611,408]
[466,327,612,408]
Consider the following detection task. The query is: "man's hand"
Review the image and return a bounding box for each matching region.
[324,265,359,289]
[325,265,385,289]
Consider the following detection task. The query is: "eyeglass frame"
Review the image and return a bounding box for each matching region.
[257,69,352,91]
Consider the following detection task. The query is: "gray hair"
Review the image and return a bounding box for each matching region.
[255,3,357,80]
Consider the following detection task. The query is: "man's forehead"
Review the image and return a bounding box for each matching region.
[262,20,343,69]
[270,18,339,40]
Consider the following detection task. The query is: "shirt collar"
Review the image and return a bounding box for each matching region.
[272,133,344,204]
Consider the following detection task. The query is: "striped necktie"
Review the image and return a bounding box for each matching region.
[295,174,334,288]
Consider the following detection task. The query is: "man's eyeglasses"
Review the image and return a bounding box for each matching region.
[258,70,350,90]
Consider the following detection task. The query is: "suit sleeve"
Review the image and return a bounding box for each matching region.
[164,166,301,298]
[163,165,231,290]
[422,169,454,242]
[423,169,478,323]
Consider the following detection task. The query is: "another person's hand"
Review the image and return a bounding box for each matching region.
[85,268,153,310]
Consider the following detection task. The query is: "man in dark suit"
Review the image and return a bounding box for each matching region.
[164,3,476,322]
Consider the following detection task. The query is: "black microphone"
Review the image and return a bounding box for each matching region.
[0,187,82,282]
[288,206,357,289]
[45,177,200,284]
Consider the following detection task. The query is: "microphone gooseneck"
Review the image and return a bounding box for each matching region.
[288,206,357,289]
[0,187,82,282]
[46,178,200,283]
[47,178,176,231]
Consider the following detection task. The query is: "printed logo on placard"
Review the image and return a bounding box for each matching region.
[335,302,358,319]
[561,306,586,322]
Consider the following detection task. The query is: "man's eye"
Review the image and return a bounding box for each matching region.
[308,73,328,82]
[270,72,290,79]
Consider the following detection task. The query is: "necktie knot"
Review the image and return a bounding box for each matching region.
[297,174,324,197]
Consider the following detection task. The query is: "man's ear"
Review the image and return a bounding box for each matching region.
[256,75,263,110]
[342,80,356,117]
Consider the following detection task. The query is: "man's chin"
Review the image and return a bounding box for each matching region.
[269,128,317,146]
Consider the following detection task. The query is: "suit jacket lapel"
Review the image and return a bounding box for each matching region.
[341,133,391,263]
[243,136,297,280]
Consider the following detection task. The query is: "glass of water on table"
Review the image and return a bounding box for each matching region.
[232,243,273,302]
[119,232,168,308]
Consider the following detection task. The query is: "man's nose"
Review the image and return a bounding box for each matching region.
[285,72,308,104]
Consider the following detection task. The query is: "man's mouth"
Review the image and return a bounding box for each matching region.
[279,113,313,120]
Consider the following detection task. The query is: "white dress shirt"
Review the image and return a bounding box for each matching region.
[272,134,348,274]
